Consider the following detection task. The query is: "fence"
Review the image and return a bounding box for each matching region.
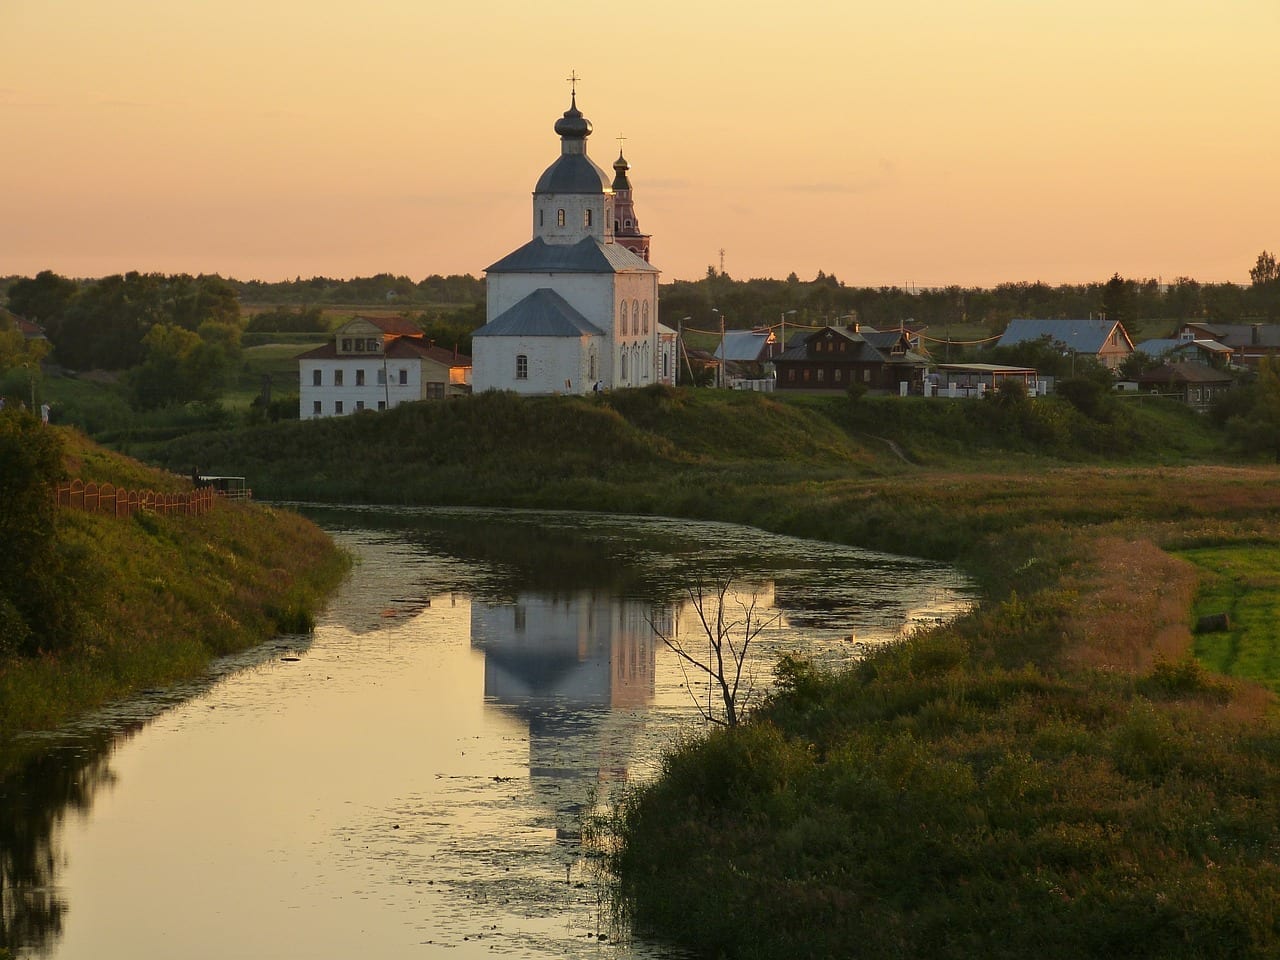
[54,479,221,518]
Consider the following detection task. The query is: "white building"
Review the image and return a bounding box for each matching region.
[298,316,471,418]
[472,89,661,395]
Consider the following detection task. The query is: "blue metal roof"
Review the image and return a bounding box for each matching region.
[486,236,657,275]
[472,288,606,339]
[996,318,1130,354]
[714,330,775,362]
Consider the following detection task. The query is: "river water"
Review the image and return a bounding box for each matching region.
[1,507,975,959]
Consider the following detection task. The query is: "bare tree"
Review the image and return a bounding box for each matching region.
[648,575,778,727]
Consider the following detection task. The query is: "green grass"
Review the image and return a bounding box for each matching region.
[1183,544,1280,692]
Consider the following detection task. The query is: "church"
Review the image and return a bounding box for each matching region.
[471,86,665,394]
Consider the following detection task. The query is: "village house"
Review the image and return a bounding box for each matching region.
[1135,335,1233,369]
[714,328,780,384]
[773,324,929,393]
[997,318,1134,371]
[297,316,471,418]
[1136,361,1233,411]
[1176,322,1280,368]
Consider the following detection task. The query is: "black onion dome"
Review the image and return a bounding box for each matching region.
[611,150,632,191]
[554,94,591,139]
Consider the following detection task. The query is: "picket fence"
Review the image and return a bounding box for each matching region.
[54,479,218,517]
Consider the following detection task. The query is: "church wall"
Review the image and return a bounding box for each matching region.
[610,272,661,388]
[472,334,602,395]
[533,193,613,245]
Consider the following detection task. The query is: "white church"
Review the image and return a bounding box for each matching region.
[471,86,671,394]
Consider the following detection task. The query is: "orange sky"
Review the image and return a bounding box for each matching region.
[3,0,1277,287]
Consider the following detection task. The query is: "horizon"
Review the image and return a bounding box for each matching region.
[4,1,1277,288]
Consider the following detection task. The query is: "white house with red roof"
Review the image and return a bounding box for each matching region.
[297,316,471,418]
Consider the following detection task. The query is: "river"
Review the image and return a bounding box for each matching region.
[0,507,975,959]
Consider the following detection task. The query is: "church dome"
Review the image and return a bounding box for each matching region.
[535,93,610,194]
[554,95,591,139]
[611,150,632,191]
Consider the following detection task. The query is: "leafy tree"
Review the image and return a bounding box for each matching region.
[1118,350,1163,380]
[4,270,79,339]
[1225,357,1280,460]
[1101,273,1135,326]
[1250,250,1279,286]
[128,323,231,410]
[0,408,75,657]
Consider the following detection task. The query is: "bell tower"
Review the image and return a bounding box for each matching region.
[611,141,651,262]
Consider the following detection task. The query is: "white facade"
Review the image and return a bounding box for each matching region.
[472,91,660,396]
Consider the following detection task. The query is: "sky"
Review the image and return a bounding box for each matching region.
[3,0,1278,288]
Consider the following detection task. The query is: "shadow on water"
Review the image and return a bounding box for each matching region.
[0,633,313,956]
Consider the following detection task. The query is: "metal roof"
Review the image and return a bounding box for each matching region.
[472,288,606,339]
[534,153,612,194]
[997,318,1132,354]
[714,329,775,362]
[486,236,657,275]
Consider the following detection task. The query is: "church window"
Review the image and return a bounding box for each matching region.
[642,301,649,334]
[589,352,597,380]
[557,209,566,227]
[584,209,593,227]
[642,343,650,380]
[539,210,544,227]
[625,219,632,228]
[662,351,669,379]
[620,351,628,381]
[334,370,344,387]
[619,299,626,330]
[632,300,640,336]
[312,370,321,387]
[614,220,620,232]
[516,355,529,380]
[356,369,365,387]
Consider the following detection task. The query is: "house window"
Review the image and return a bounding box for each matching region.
[426,382,445,399]
[516,355,528,380]
[341,338,352,352]
[335,401,344,414]
[356,400,365,411]
[817,368,825,383]
[557,209,565,227]
[377,369,386,386]
[788,369,796,381]
[334,369,344,387]
[584,209,593,228]
[378,400,386,411]
[312,400,322,415]
[803,369,811,382]
[399,369,408,385]
[367,338,380,352]
[835,369,843,382]
[662,352,668,378]
[863,369,871,381]
[312,369,321,386]
[356,369,365,386]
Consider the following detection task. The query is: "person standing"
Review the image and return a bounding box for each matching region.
[40,402,50,424]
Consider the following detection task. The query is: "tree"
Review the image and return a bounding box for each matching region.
[1101,273,1135,327]
[0,408,75,657]
[647,575,777,727]
[1225,357,1280,461]
[128,323,231,410]
[1250,250,1279,286]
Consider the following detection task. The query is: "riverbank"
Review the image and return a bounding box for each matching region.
[130,388,1280,956]
[0,429,350,776]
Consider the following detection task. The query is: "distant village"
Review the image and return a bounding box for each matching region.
[291,87,1266,420]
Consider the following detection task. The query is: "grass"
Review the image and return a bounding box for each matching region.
[0,436,349,775]
[1183,545,1280,693]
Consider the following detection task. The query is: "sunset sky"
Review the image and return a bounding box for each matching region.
[4,0,1277,287]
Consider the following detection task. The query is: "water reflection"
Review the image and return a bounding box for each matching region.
[0,507,975,959]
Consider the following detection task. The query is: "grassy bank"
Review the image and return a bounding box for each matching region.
[0,431,349,775]
[131,387,1280,957]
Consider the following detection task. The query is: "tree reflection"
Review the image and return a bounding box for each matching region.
[0,736,119,954]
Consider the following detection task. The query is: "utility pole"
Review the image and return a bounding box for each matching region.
[716,309,726,388]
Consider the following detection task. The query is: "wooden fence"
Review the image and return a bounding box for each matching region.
[54,479,219,517]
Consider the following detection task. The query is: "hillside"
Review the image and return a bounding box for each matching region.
[136,386,1232,517]
[0,425,349,773]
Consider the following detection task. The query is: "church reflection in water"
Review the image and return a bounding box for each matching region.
[470,591,674,830]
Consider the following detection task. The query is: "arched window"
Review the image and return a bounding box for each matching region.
[589,351,597,381]
[662,351,669,379]
[642,343,650,380]
[619,299,626,333]
[620,350,629,382]
[632,299,640,337]
[557,209,566,227]
[642,301,649,335]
